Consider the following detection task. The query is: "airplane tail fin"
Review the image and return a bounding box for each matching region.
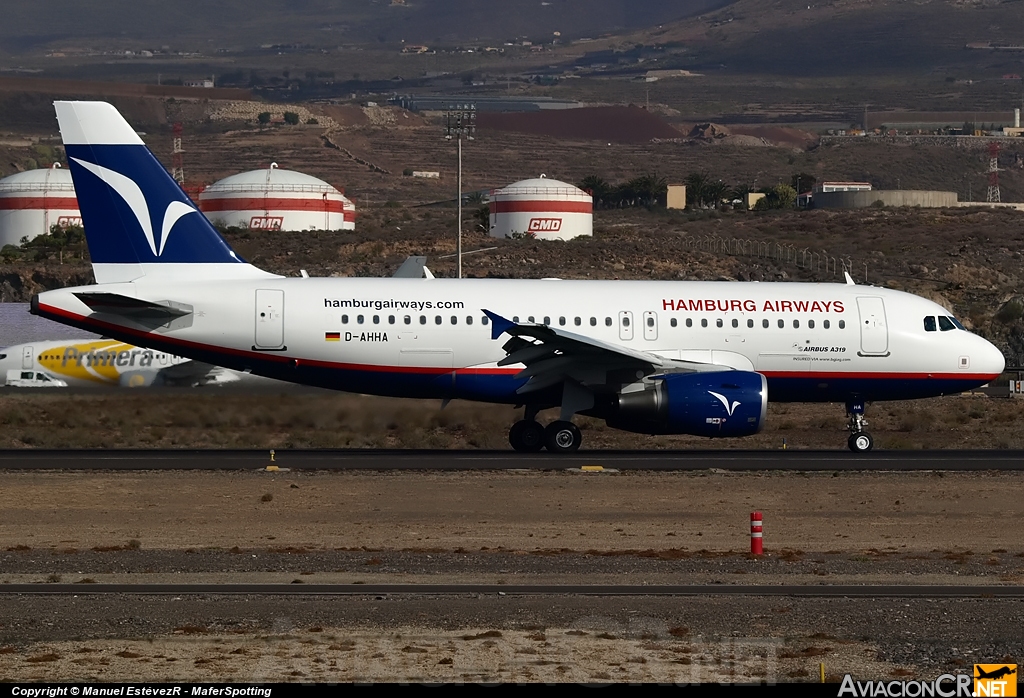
[54,101,275,284]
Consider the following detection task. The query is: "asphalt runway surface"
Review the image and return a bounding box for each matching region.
[0,448,1023,470]
[2,584,1023,597]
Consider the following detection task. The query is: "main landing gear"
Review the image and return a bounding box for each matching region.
[846,400,874,453]
[508,409,583,453]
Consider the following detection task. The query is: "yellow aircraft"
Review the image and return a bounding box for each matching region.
[0,338,244,387]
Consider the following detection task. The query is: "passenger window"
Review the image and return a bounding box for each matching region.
[647,317,654,327]
[389,315,395,324]
[513,316,519,323]
[404,315,411,325]
[357,315,364,324]
[482,316,489,325]
[763,319,769,328]
[590,317,597,326]
[435,316,442,325]
[451,316,457,325]
[373,315,380,324]
[543,316,550,325]
[808,319,815,329]
[701,319,708,328]
[778,319,785,328]
[466,316,473,325]
[732,319,738,328]
[605,317,612,326]
[747,319,754,328]
[686,318,693,328]
[559,316,566,326]
[824,319,830,329]
[420,316,427,325]
[924,316,936,332]
[938,316,955,331]
[528,316,535,323]
[793,319,799,329]
[716,319,723,328]
[342,314,349,324]
[839,320,846,329]
[671,318,678,327]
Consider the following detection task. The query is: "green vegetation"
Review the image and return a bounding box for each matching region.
[579,174,667,209]
[2,223,87,264]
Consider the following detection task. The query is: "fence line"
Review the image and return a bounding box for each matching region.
[681,234,859,279]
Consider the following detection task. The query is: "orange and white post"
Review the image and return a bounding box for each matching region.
[750,511,763,555]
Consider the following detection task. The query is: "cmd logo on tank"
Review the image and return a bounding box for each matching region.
[528,217,563,233]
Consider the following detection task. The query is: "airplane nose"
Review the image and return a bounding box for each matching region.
[976,336,1006,377]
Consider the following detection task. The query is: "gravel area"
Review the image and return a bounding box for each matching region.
[0,469,1021,682]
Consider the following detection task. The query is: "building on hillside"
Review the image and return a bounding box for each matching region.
[0,164,80,247]
[489,175,592,241]
[199,164,355,231]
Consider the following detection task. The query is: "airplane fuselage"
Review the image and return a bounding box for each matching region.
[34,276,1005,405]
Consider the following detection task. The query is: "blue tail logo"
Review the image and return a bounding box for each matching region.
[64,143,243,266]
[71,157,199,257]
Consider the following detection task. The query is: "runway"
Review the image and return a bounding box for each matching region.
[0,448,1023,470]
[2,583,1023,597]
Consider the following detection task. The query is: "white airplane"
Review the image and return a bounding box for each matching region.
[0,338,243,387]
[31,101,1005,452]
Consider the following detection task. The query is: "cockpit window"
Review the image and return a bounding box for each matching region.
[0,354,6,360]
[938,316,955,332]
[949,316,965,330]
[924,316,936,332]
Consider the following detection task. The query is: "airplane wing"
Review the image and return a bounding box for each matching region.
[155,360,241,387]
[483,309,730,396]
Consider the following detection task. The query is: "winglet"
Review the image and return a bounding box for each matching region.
[483,309,515,340]
[844,271,855,286]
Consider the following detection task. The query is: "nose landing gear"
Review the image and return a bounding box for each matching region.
[846,400,873,453]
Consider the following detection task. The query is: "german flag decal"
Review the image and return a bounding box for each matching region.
[325,332,341,342]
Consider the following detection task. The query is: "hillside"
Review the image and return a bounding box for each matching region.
[0,1,730,55]
[621,0,1024,77]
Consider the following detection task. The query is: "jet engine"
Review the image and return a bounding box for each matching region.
[607,370,767,437]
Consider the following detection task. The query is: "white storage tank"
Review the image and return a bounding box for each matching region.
[0,164,81,248]
[489,175,593,241]
[198,163,355,231]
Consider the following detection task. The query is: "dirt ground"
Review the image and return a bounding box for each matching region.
[0,469,1021,682]
[2,469,1022,555]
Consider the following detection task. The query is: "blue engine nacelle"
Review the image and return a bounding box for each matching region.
[607,370,768,437]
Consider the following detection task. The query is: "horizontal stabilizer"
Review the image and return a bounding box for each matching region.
[393,256,433,279]
[74,292,191,323]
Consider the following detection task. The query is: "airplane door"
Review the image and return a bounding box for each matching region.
[254,289,285,349]
[619,311,634,341]
[856,296,889,355]
[22,346,33,370]
[642,311,658,341]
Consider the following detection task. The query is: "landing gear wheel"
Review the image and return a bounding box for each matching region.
[545,420,582,453]
[509,420,544,452]
[848,432,874,453]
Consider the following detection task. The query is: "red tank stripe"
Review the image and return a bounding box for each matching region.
[490,200,591,214]
[200,197,352,214]
[0,197,79,210]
